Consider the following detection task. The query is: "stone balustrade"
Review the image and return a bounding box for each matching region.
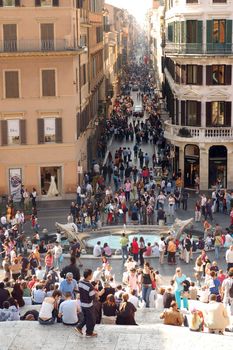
[164,121,233,141]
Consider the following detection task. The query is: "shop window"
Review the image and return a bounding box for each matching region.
[40,166,61,196]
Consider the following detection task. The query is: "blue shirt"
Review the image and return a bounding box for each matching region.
[60,279,78,298]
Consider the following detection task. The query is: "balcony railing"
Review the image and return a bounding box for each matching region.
[79,8,90,24]
[165,43,233,55]
[0,40,82,53]
[164,121,233,141]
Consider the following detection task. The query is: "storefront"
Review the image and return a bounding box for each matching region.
[184,144,200,188]
[40,166,62,196]
[209,146,227,189]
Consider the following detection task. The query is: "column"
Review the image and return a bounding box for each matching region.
[199,147,209,190]
[227,147,233,189]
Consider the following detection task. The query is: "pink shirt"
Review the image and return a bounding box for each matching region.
[125,182,131,192]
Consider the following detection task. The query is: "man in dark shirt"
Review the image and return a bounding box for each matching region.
[75,269,97,337]
[163,287,175,309]
[0,282,10,308]
[70,239,83,267]
[18,254,29,278]
[60,256,80,282]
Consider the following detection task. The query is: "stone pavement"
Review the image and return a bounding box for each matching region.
[0,320,232,350]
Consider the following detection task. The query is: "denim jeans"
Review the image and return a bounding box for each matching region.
[215,246,220,260]
[39,317,55,325]
[175,290,188,309]
[121,246,128,262]
[142,285,152,308]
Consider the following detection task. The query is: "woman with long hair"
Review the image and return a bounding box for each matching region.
[116,293,137,325]
[103,294,118,317]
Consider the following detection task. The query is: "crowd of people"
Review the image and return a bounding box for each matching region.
[0,50,233,339]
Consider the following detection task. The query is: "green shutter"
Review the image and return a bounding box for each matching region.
[181,22,185,43]
[206,20,213,52]
[226,20,232,52]
[175,21,180,44]
[197,21,203,53]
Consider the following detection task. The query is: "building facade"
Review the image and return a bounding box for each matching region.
[0,0,105,199]
[159,0,233,190]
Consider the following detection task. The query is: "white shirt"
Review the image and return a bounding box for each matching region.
[53,245,62,259]
[226,248,233,263]
[0,216,7,225]
[93,244,102,257]
[158,240,165,252]
[129,295,138,309]
[76,186,81,194]
[59,299,79,324]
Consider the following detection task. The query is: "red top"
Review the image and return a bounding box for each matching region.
[132,240,139,254]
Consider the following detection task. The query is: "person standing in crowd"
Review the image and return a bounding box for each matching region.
[75,269,97,337]
[226,245,233,271]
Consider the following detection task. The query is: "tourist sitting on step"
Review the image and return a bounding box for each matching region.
[160,301,184,326]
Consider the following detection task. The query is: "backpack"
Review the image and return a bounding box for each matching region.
[229,282,233,298]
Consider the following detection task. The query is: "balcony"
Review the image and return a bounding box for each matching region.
[165,43,233,55]
[164,121,233,142]
[79,8,90,24]
[0,40,82,53]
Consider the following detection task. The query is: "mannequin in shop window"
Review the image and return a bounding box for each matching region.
[47,176,59,197]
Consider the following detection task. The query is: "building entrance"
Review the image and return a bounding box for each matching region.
[184,145,200,188]
[209,146,227,189]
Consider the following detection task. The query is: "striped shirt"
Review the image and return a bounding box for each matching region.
[78,280,96,308]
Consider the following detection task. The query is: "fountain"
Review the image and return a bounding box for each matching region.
[55,217,194,251]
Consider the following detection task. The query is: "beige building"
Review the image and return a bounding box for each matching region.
[103,4,124,110]
[0,0,105,199]
[150,0,233,190]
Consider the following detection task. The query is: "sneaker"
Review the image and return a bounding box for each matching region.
[75,327,83,335]
[86,332,98,337]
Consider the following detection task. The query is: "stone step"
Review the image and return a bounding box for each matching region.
[0,321,232,350]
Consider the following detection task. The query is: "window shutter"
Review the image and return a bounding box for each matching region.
[53,0,59,6]
[206,102,212,127]
[20,119,26,145]
[5,71,19,98]
[225,65,232,85]
[225,102,231,127]
[197,21,203,44]
[176,64,180,84]
[181,65,186,84]
[181,101,186,125]
[15,0,21,6]
[37,119,44,144]
[196,102,201,126]
[76,113,80,139]
[35,0,41,6]
[55,118,62,143]
[206,20,213,52]
[197,66,203,85]
[1,120,8,146]
[181,21,186,43]
[206,65,212,85]
[176,99,179,125]
[42,70,56,97]
[226,20,232,45]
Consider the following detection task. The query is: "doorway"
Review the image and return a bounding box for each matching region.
[40,166,62,196]
[209,146,227,188]
[184,145,200,188]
